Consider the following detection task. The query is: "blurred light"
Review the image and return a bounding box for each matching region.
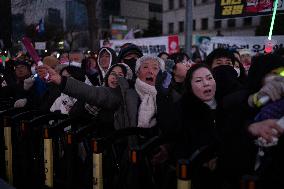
[45,50,48,53]
[58,41,64,45]
[4,51,7,54]
[279,70,284,77]
[56,53,60,58]
[87,51,91,54]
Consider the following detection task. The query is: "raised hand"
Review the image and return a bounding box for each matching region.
[36,65,62,85]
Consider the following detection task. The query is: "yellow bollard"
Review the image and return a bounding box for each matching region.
[177,159,191,189]
[4,116,13,185]
[44,128,53,188]
[92,140,103,189]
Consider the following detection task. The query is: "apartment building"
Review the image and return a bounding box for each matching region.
[163,0,261,47]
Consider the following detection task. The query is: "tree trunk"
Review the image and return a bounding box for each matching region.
[85,0,99,50]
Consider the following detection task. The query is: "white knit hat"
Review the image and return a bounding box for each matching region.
[135,55,165,73]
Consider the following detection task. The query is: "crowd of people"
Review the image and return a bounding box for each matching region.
[1,43,284,189]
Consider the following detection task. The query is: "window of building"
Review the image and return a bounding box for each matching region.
[227,19,236,27]
[169,0,174,10]
[193,19,196,31]
[202,0,209,3]
[214,20,221,29]
[179,0,185,8]
[168,22,174,34]
[193,0,197,6]
[201,18,208,30]
[243,17,252,26]
[179,21,184,33]
[149,3,162,12]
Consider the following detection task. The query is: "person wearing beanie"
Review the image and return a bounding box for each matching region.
[238,49,253,72]
[205,48,235,69]
[3,59,41,109]
[118,43,143,75]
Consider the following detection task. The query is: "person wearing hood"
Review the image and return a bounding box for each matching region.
[97,47,118,85]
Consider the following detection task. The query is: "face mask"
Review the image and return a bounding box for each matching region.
[31,66,36,75]
[87,67,98,75]
[123,58,137,73]
[234,68,240,77]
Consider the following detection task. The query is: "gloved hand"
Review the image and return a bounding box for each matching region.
[14,98,27,108]
[155,70,171,92]
[23,77,35,90]
[162,71,172,89]
[248,76,284,107]
[258,76,284,101]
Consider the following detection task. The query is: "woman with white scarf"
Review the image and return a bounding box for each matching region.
[37,55,167,131]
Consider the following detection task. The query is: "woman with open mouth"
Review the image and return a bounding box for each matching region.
[173,63,246,189]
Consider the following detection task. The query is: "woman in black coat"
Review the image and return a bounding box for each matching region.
[174,64,251,189]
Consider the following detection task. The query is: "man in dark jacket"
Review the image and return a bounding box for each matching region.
[118,43,143,76]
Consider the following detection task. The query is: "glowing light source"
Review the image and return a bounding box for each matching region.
[268,0,279,40]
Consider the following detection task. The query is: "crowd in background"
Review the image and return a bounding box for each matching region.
[1,44,284,189]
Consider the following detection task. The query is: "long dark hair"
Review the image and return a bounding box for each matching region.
[183,63,212,95]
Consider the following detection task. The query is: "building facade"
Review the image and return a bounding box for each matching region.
[120,0,162,34]
[163,0,261,47]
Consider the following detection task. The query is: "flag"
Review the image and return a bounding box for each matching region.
[36,18,45,35]
[124,29,135,39]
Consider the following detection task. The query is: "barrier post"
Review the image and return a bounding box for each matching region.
[177,159,191,189]
[92,139,103,189]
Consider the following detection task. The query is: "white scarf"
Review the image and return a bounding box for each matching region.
[135,78,157,128]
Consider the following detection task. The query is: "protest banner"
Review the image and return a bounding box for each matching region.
[194,35,284,55]
[215,0,284,19]
[100,35,179,55]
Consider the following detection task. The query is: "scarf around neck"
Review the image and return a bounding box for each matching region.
[135,78,157,128]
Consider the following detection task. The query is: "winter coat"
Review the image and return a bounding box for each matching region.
[61,77,138,130]
[61,76,173,134]
[173,90,254,189]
